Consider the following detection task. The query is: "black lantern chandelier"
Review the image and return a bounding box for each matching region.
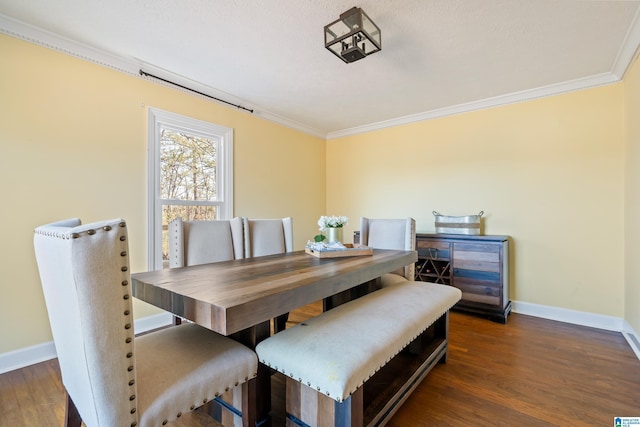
[324,7,381,63]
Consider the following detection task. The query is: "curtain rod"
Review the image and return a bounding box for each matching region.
[139,70,254,113]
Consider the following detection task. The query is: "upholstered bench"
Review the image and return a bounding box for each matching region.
[255,281,461,427]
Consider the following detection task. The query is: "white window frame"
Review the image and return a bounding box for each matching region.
[147,107,233,270]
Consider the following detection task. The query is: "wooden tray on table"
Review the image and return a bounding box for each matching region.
[305,243,373,258]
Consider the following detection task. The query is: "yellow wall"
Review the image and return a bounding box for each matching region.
[1,30,636,357]
[0,34,325,353]
[328,85,626,317]
[625,53,640,334]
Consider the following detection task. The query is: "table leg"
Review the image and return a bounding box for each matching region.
[231,320,272,425]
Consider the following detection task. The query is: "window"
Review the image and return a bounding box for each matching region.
[147,108,233,270]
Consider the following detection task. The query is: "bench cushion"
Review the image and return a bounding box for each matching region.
[255,281,461,402]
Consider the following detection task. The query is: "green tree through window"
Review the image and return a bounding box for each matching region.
[148,108,233,270]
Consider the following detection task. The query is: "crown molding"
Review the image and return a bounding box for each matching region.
[612,2,640,79]
[0,13,326,139]
[252,109,326,139]
[328,6,640,140]
[3,9,639,142]
[0,13,136,74]
[326,72,619,139]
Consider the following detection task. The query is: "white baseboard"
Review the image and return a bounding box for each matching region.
[512,300,624,331]
[0,312,173,375]
[622,320,640,360]
[512,301,640,362]
[3,303,638,374]
[133,312,174,334]
[0,341,57,375]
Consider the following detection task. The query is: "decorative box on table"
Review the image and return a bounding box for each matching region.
[305,243,373,258]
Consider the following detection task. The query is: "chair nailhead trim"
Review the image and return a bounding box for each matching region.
[162,421,168,425]
[87,229,96,235]
[176,412,182,417]
[113,221,136,422]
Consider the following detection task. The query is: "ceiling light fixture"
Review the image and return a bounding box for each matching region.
[324,7,381,63]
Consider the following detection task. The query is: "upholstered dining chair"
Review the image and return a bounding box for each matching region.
[242,217,293,332]
[33,218,258,427]
[359,217,417,287]
[168,217,244,268]
[242,217,293,258]
[167,217,246,324]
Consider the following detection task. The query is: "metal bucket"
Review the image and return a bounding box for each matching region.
[433,211,484,235]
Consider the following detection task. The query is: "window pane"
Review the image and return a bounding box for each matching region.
[161,204,218,263]
[160,129,218,201]
[149,108,233,270]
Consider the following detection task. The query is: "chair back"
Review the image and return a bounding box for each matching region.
[33,218,139,426]
[360,217,416,280]
[168,217,244,268]
[243,217,293,258]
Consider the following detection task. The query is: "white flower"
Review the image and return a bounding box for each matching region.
[317,215,349,231]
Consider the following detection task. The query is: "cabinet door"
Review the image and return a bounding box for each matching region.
[452,242,503,307]
[415,239,451,285]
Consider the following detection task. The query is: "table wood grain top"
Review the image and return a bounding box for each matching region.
[132,249,416,335]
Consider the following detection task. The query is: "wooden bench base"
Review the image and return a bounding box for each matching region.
[257,281,461,427]
[208,380,256,427]
[286,312,449,427]
[286,381,364,427]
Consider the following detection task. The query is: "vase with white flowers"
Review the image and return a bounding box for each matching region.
[315,215,349,244]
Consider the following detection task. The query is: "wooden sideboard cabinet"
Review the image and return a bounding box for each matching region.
[354,231,512,323]
[415,233,511,323]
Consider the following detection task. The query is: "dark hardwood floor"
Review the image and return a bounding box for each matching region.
[1,305,639,427]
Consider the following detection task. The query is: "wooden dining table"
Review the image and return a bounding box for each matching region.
[131,248,417,425]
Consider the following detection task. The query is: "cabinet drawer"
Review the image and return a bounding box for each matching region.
[417,240,451,260]
[453,242,500,272]
[455,275,501,306]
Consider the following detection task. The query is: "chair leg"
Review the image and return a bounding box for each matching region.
[65,392,82,427]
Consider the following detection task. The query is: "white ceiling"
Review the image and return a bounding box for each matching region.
[1,1,640,138]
